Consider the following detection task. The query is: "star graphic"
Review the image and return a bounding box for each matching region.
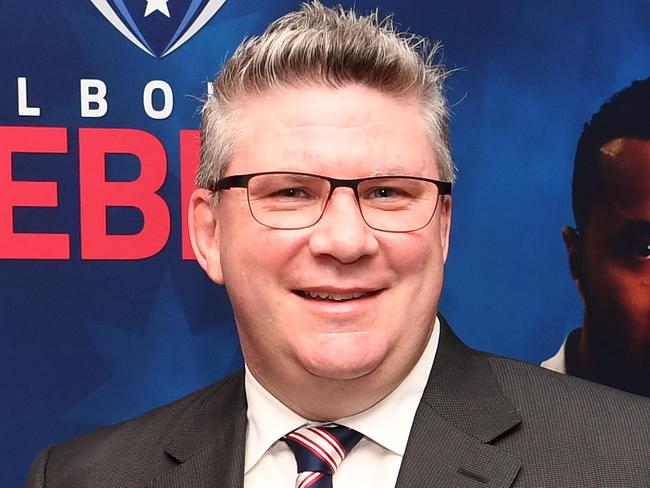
[144,0,170,18]
[61,272,242,427]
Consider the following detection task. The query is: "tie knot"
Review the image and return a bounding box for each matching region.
[284,424,362,476]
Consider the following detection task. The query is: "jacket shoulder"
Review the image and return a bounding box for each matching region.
[27,372,245,488]
[487,353,650,422]
[486,355,650,475]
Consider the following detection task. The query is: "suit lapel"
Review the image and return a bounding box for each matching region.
[395,317,522,488]
[148,373,247,488]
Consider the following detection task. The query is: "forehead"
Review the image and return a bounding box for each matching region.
[598,138,650,218]
[230,83,437,178]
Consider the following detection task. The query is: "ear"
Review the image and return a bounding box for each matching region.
[189,188,224,285]
[439,195,452,262]
[562,226,584,297]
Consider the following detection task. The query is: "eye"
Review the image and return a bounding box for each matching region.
[631,237,650,259]
[275,188,307,198]
[366,186,407,199]
[271,187,311,199]
[374,187,395,198]
[616,232,650,260]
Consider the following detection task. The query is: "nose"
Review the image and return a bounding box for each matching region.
[308,188,379,263]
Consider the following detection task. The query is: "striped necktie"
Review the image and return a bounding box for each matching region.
[284,424,362,488]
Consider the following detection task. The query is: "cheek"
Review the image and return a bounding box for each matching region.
[614,280,650,349]
[385,231,444,283]
[220,225,315,349]
[614,275,650,323]
[584,266,650,328]
[379,232,445,330]
[221,216,307,282]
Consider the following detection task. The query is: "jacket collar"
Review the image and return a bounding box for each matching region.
[148,373,247,488]
[395,315,522,487]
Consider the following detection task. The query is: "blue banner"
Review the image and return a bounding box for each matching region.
[2,1,649,486]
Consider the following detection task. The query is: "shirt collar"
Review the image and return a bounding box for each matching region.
[244,363,308,472]
[244,317,440,472]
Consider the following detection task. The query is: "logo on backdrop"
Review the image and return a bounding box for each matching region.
[90,0,227,57]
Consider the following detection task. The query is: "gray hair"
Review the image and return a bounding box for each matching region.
[197,1,456,190]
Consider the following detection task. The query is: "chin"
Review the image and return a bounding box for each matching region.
[298,331,388,380]
[302,349,383,381]
[306,361,377,381]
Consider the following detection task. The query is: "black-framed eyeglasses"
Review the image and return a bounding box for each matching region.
[208,171,451,232]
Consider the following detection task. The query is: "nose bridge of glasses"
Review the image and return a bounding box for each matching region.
[326,177,362,203]
[320,178,365,222]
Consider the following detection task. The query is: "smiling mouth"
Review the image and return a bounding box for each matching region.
[294,290,379,302]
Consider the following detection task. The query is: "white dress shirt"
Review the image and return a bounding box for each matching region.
[540,336,568,373]
[244,318,440,488]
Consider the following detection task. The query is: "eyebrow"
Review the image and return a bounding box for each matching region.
[371,167,410,177]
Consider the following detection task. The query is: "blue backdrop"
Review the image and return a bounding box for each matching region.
[2,1,649,486]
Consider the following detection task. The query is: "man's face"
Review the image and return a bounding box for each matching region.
[192,84,451,405]
[570,137,650,367]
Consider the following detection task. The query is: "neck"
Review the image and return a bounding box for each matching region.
[243,317,437,419]
[247,327,434,420]
[578,321,650,397]
[249,360,410,420]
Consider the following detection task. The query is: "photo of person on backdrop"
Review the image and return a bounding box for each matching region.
[542,78,650,397]
[28,3,650,487]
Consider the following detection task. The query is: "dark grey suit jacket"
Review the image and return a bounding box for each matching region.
[28,318,650,487]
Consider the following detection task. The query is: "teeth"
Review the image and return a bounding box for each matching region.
[303,290,369,301]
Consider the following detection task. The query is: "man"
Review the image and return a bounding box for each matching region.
[28,3,650,487]
[542,79,650,397]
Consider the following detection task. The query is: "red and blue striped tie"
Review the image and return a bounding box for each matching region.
[284,424,362,488]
